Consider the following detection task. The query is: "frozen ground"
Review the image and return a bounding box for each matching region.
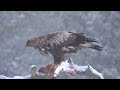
[0,11,120,79]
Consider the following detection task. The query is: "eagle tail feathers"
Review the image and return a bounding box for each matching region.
[89,44,103,51]
[85,38,99,43]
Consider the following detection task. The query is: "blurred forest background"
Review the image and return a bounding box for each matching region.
[0,11,120,79]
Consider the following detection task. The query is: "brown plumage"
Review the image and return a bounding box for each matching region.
[26,31,103,64]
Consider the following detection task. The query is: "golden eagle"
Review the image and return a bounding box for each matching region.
[26,31,103,65]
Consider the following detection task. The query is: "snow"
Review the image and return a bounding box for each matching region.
[0,58,104,79]
[88,65,104,79]
[0,75,24,79]
[74,65,88,72]
[54,59,104,79]
[0,75,11,79]
[12,76,25,79]
[54,58,75,77]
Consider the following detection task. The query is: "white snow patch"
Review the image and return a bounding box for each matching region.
[54,58,75,77]
[74,65,88,72]
[54,58,104,79]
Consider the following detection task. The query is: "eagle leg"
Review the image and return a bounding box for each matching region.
[39,48,48,55]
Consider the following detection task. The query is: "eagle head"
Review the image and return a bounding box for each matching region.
[26,38,39,49]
